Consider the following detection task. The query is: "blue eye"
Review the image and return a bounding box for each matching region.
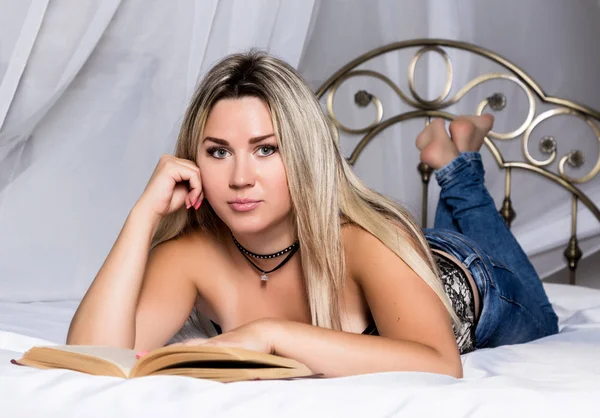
[208,148,230,159]
[257,145,278,157]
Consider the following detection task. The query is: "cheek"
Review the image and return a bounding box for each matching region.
[198,166,226,202]
[266,163,291,207]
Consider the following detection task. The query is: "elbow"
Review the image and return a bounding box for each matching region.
[66,315,92,345]
[430,341,463,378]
[416,346,463,378]
[66,323,91,346]
[423,348,463,379]
[444,361,463,379]
[66,319,81,345]
[438,354,463,379]
[66,318,132,348]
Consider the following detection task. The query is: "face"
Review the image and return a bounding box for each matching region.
[197,97,292,235]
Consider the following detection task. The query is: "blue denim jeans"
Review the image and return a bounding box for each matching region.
[423,152,559,348]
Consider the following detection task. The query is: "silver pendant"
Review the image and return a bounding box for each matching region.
[260,274,269,282]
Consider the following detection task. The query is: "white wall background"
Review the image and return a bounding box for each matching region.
[0,0,598,302]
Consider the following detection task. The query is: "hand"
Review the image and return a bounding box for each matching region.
[172,319,278,354]
[135,155,203,221]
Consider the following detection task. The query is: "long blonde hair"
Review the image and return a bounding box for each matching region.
[152,50,458,329]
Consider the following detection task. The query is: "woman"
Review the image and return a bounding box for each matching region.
[67,51,559,378]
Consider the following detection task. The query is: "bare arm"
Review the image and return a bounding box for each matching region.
[270,226,462,378]
[187,225,463,377]
[66,206,159,347]
[67,155,204,349]
[269,320,461,378]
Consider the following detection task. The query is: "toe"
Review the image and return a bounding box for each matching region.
[415,129,433,151]
[449,119,476,143]
[471,113,494,135]
[430,118,450,138]
[416,118,449,150]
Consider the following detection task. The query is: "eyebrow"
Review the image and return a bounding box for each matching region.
[203,134,274,146]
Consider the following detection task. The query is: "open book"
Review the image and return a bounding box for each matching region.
[13,344,316,382]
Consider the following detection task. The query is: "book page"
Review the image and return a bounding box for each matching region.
[131,344,311,377]
[47,345,137,375]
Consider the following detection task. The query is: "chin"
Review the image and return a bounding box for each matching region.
[217,207,290,235]
[228,219,270,235]
[212,209,264,233]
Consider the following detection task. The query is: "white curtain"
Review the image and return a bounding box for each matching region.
[299,0,600,285]
[0,0,316,301]
[1,0,599,302]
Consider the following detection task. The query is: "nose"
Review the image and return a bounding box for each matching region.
[229,155,256,189]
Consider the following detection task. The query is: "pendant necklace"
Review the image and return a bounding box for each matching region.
[231,234,300,282]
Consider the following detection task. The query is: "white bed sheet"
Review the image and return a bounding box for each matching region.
[0,283,599,418]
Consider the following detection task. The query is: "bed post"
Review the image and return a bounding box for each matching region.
[418,162,433,228]
[418,117,434,227]
[564,195,583,285]
[499,168,517,228]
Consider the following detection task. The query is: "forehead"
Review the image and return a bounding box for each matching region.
[204,97,273,139]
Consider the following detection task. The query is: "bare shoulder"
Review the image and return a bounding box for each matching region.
[340,222,384,246]
[147,229,221,284]
[341,223,406,277]
[340,222,459,364]
[134,230,221,350]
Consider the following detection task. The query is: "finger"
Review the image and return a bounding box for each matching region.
[182,338,210,346]
[169,165,202,204]
[193,191,204,210]
[176,159,200,172]
[175,159,203,201]
[188,190,201,210]
[189,190,202,210]
[171,183,192,209]
[189,174,203,209]
[135,350,149,359]
[174,163,202,207]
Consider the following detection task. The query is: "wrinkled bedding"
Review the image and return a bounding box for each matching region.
[0,283,599,417]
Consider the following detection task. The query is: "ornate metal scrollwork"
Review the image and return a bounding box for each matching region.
[522,108,600,183]
[487,93,507,111]
[317,39,600,208]
[539,136,557,154]
[316,39,600,284]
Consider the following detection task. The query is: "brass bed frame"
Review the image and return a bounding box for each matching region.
[315,39,600,285]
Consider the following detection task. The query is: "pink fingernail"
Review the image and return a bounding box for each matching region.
[135,350,148,359]
[195,199,202,210]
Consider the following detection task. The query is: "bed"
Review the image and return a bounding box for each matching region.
[2,39,600,417]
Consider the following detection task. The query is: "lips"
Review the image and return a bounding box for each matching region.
[228,199,262,212]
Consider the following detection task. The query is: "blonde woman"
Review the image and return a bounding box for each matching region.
[67,51,558,378]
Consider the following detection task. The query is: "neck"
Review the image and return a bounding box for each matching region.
[227,218,297,256]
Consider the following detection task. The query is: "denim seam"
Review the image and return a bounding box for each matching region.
[435,152,482,184]
[497,293,547,334]
[440,229,498,289]
[487,261,516,276]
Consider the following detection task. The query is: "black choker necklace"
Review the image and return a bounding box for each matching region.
[231,235,298,259]
[231,234,300,282]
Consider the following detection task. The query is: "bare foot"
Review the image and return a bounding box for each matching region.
[415,118,459,170]
[448,114,494,153]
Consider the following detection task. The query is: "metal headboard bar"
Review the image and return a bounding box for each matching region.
[342,109,600,222]
[316,38,600,285]
[316,38,600,120]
